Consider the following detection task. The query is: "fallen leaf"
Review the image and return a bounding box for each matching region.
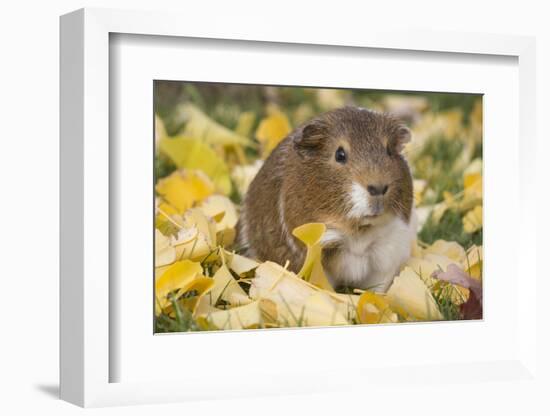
[405,254,468,305]
[209,263,249,306]
[431,264,482,319]
[197,299,277,330]
[156,169,215,214]
[179,103,253,147]
[250,261,315,303]
[295,292,351,326]
[171,209,218,262]
[155,229,176,267]
[413,179,428,206]
[415,206,432,231]
[356,292,398,324]
[460,290,483,320]
[463,245,483,279]
[256,107,291,158]
[292,223,334,290]
[463,205,482,233]
[199,195,238,246]
[156,201,184,235]
[222,249,259,276]
[155,260,211,315]
[431,199,451,225]
[405,254,456,284]
[231,160,263,197]
[386,267,443,321]
[425,240,466,263]
[155,114,167,148]
[159,137,232,194]
[234,111,256,137]
[431,264,482,301]
[250,261,354,327]
[463,159,482,189]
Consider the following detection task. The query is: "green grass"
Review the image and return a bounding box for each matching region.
[413,136,464,203]
[431,282,462,321]
[419,209,482,249]
[154,297,203,333]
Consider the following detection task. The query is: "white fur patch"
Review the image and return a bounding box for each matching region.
[323,214,416,292]
[347,182,370,218]
[320,228,344,246]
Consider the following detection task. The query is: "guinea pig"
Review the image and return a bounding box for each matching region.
[236,106,416,292]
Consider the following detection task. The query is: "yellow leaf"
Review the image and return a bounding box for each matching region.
[292,223,334,290]
[249,262,354,327]
[256,108,291,158]
[431,200,450,225]
[463,160,482,208]
[155,260,206,315]
[156,169,215,214]
[386,267,443,321]
[231,160,263,197]
[156,201,183,234]
[249,261,316,302]
[413,179,427,206]
[295,292,350,327]
[155,229,176,267]
[159,137,232,194]
[411,238,424,258]
[184,208,217,244]
[209,263,249,306]
[470,99,483,128]
[178,275,216,313]
[193,296,219,318]
[155,264,170,281]
[155,114,167,147]
[463,245,483,280]
[425,240,466,263]
[408,240,470,306]
[464,159,482,188]
[199,195,238,246]
[234,111,256,137]
[464,174,482,201]
[196,299,276,330]
[408,110,464,159]
[415,206,432,231]
[180,103,253,147]
[171,209,218,262]
[463,205,482,233]
[222,249,259,276]
[405,255,468,305]
[356,292,398,324]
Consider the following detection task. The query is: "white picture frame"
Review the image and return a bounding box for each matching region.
[60,7,539,408]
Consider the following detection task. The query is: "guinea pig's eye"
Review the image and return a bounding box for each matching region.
[335,147,347,164]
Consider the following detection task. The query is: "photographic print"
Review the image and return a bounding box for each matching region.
[154,81,483,333]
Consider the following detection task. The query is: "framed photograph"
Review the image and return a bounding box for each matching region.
[152,81,483,333]
[60,8,538,407]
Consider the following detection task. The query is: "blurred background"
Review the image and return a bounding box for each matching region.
[155,81,482,250]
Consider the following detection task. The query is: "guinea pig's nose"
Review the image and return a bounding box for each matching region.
[367,184,389,196]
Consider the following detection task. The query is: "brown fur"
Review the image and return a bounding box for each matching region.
[236,106,413,273]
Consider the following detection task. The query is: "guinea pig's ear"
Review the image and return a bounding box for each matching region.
[294,120,328,157]
[389,125,412,154]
